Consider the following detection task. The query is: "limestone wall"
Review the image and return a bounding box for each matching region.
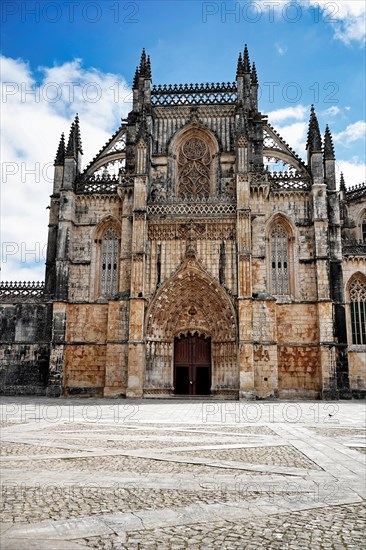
[0,303,52,395]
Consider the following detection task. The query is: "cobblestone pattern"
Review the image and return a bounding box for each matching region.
[309,427,366,438]
[0,486,261,525]
[82,503,366,549]
[169,445,320,469]
[1,456,245,475]
[44,438,238,450]
[189,425,276,435]
[0,442,82,456]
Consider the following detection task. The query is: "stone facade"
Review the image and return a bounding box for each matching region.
[1,47,365,399]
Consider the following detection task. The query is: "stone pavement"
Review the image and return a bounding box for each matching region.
[0,398,365,549]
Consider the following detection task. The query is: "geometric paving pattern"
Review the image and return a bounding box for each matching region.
[1,398,365,549]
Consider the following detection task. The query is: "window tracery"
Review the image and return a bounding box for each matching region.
[177,137,211,199]
[270,224,289,295]
[349,278,366,345]
[100,228,119,297]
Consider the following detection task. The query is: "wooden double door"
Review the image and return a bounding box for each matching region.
[174,334,211,395]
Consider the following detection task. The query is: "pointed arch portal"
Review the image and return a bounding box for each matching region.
[144,259,238,397]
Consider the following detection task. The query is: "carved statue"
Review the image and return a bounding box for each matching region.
[150,174,167,202]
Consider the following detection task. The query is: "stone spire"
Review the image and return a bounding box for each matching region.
[340,172,346,193]
[251,62,258,85]
[66,122,75,157]
[133,66,139,89]
[139,48,147,76]
[54,132,65,166]
[306,105,322,153]
[146,55,151,79]
[236,52,244,77]
[66,114,83,159]
[243,44,251,73]
[74,114,83,154]
[324,125,335,160]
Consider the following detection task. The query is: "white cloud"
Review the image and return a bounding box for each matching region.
[259,0,366,45]
[320,106,341,117]
[267,105,307,123]
[275,122,308,159]
[337,159,366,187]
[334,121,366,145]
[275,42,288,56]
[1,55,131,281]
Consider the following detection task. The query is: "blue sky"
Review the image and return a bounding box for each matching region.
[1,0,365,280]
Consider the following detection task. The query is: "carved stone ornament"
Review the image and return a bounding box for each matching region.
[150,174,167,202]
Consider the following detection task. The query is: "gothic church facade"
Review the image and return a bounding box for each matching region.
[1,47,365,399]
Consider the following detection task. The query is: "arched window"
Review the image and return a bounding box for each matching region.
[270,224,289,295]
[100,228,119,297]
[349,278,366,345]
[362,218,366,243]
[178,137,211,199]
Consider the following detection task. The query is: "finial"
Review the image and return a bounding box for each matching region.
[340,172,346,192]
[54,132,65,166]
[139,48,147,74]
[66,122,75,157]
[236,52,244,77]
[324,125,335,160]
[243,44,250,73]
[306,104,322,152]
[74,113,83,154]
[146,55,151,79]
[251,62,258,84]
[133,66,139,88]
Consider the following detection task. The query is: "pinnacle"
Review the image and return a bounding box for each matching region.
[133,66,139,88]
[251,62,258,84]
[146,55,152,79]
[66,122,75,157]
[306,105,322,152]
[138,48,151,79]
[243,44,250,73]
[74,113,83,154]
[340,172,346,191]
[236,52,244,77]
[139,48,147,74]
[54,132,65,165]
[324,124,335,160]
[66,114,83,158]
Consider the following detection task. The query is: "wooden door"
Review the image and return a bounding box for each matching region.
[174,334,211,395]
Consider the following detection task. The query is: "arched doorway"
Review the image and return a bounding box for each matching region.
[144,258,238,397]
[174,333,211,395]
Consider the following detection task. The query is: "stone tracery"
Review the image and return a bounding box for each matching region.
[178,137,211,199]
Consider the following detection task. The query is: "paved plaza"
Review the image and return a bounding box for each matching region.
[0,398,365,549]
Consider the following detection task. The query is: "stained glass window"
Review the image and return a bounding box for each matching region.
[100,228,119,297]
[270,224,289,295]
[350,279,366,345]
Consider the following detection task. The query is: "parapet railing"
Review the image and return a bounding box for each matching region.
[345,183,366,201]
[342,240,366,256]
[151,82,238,106]
[75,174,134,195]
[0,281,45,299]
